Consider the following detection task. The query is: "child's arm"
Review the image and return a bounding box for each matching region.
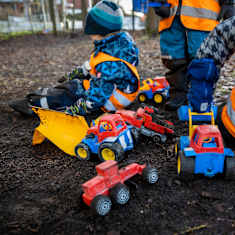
[62,61,91,82]
[85,61,134,111]
[196,16,235,69]
[71,60,137,115]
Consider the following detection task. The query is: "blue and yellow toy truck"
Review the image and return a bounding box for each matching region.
[74,114,138,162]
[176,109,235,178]
[176,125,234,178]
[137,77,170,105]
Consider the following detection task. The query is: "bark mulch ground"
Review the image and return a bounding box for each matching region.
[0,32,235,235]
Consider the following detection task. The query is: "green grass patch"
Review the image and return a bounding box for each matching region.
[0,30,43,40]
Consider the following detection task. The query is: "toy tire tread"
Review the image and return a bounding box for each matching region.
[98,142,124,162]
[131,127,139,145]
[91,195,112,216]
[153,92,165,104]
[142,166,159,184]
[137,93,147,103]
[74,143,90,160]
[110,183,130,205]
[225,157,235,180]
[177,151,195,176]
[153,135,162,144]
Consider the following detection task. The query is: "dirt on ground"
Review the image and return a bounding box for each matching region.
[0,32,235,235]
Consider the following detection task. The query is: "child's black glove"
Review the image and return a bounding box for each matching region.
[58,61,91,83]
[65,98,88,116]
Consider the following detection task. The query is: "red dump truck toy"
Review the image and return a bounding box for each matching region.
[116,106,175,143]
[82,160,158,216]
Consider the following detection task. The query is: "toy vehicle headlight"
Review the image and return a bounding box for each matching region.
[162,89,168,96]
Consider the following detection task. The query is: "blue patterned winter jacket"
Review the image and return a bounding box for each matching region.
[84,32,139,111]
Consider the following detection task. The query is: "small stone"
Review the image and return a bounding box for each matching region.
[107,231,120,235]
[148,198,153,203]
[174,179,181,186]
[215,203,224,213]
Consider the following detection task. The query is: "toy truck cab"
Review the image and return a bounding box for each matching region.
[82,161,121,206]
[137,76,170,105]
[190,125,223,154]
[94,115,127,143]
[75,114,136,162]
[177,125,234,178]
[82,160,159,216]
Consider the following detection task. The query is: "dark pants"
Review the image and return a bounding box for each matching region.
[29,80,85,111]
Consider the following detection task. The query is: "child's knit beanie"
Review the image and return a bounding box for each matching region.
[84,0,124,36]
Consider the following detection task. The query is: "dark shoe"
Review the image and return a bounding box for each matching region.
[8,98,34,116]
[165,94,187,111]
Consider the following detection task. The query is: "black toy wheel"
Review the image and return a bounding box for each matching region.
[149,105,159,114]
[131,127,139,145]
[142,166,159,184]
[98,142,124,162]
[74,143,90,160]
[153,135,161,143]
[153,93,164,104]
[177,151,195,176]
[225,157,235,180]
[110,183,130,205]
[137,93,147,103]
[91,195,112,216]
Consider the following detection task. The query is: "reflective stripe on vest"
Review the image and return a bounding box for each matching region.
[87,52,140,112]
[222,88,235,138]
[40,97,49,109]
[39,88,49,108]
[159,0,220,32]
[104,88,134,111]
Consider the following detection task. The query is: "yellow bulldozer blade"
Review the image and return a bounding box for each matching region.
[32,107,89,156]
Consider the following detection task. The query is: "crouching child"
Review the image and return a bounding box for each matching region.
[9,0,140,120]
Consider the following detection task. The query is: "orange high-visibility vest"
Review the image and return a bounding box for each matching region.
[159,0,220,32]
[83,52,140,112]
[221,87,235,138]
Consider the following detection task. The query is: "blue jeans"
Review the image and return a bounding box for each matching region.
[160,16,209,61]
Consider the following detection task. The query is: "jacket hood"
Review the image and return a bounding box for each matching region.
[93,32,139,66]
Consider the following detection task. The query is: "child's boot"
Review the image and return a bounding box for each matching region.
[165,67,188,111]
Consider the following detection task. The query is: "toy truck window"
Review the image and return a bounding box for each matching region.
[115,120,124,130]
[99,121,112,132]
[153,81,159,87]
[194,134,199,144]
[202,137,217,148]
[146,79,153,85]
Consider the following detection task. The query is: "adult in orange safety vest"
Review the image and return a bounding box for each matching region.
[150,0,234,111]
